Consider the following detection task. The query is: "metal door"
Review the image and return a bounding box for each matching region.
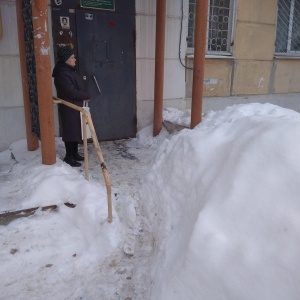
[76,8,136,141]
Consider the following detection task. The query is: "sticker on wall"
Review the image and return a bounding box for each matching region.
[60,16,70,29]
[85,13,93,21]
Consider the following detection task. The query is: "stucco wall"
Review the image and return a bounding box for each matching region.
[232,0,277,95]
[272,59,300,94]
[186,57,233,97]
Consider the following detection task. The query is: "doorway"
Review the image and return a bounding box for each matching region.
[51,1,136,140]
[76,9,136,140]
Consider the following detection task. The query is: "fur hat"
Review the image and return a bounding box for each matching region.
[57,46,74,62]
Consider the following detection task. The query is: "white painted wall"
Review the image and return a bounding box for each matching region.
[135,0,188,130]
[0,0,26,151]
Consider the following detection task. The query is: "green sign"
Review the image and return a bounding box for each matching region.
[80,0,115,11]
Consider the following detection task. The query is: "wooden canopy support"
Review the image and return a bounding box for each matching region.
[32,0,56,165]
[153,0,167,136]
[190,0,208,128]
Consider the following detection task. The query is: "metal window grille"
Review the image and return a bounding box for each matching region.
[275,0,300,55]
[187,0,234,54]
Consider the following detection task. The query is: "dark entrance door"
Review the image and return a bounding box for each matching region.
[76,7,136,141]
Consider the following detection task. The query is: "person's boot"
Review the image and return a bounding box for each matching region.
[63,155,81,167]
[64,142,81,167]
[72,142,84,161]
[73,153,84,161]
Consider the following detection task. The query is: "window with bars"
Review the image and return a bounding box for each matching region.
[275,0,300,55]
[187,0,235,54]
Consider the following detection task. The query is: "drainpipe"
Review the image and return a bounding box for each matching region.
[16,0,39,151]
[190,0,208,128]
[32,0,56,165]
[153,0,167,136]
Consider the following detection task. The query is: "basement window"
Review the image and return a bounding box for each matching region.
[187,0,236,55]
[275,0,300,56]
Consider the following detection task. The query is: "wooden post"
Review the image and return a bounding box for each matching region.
[32,0,56,164]
[153,0,167,136]
[82,113,89,181]
[190,0,208,128]
[16,0,39,151]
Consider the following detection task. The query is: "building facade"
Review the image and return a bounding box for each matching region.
[0,0,300,151]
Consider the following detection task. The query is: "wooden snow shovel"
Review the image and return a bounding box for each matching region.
[53,96,112,223]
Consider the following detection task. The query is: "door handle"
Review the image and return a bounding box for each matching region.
[92,75,102,94]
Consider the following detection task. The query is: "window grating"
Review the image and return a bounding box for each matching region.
[275,0,300,55]
[187,0,234,54]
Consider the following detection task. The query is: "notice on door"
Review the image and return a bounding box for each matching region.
[80,0,115,11]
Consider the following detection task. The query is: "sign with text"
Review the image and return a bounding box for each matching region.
[80,0,115,11]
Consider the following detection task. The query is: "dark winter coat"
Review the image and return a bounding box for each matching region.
[52,62,90,142]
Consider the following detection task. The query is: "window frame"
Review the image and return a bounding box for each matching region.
[275,0,300,57]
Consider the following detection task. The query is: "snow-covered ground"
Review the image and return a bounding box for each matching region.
[1,103,300,300]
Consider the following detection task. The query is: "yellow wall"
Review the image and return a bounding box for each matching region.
[273,59,300,93]
[186,0,300,98]
[232,60,272,95]
[186,57,233,97]
[231,0,276,95]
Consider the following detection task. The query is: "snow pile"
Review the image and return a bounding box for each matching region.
[2,102,300,299]
[136,124,170,147]
[143,103,300,300]
[0,140,121,299]
[163,107,191,127]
